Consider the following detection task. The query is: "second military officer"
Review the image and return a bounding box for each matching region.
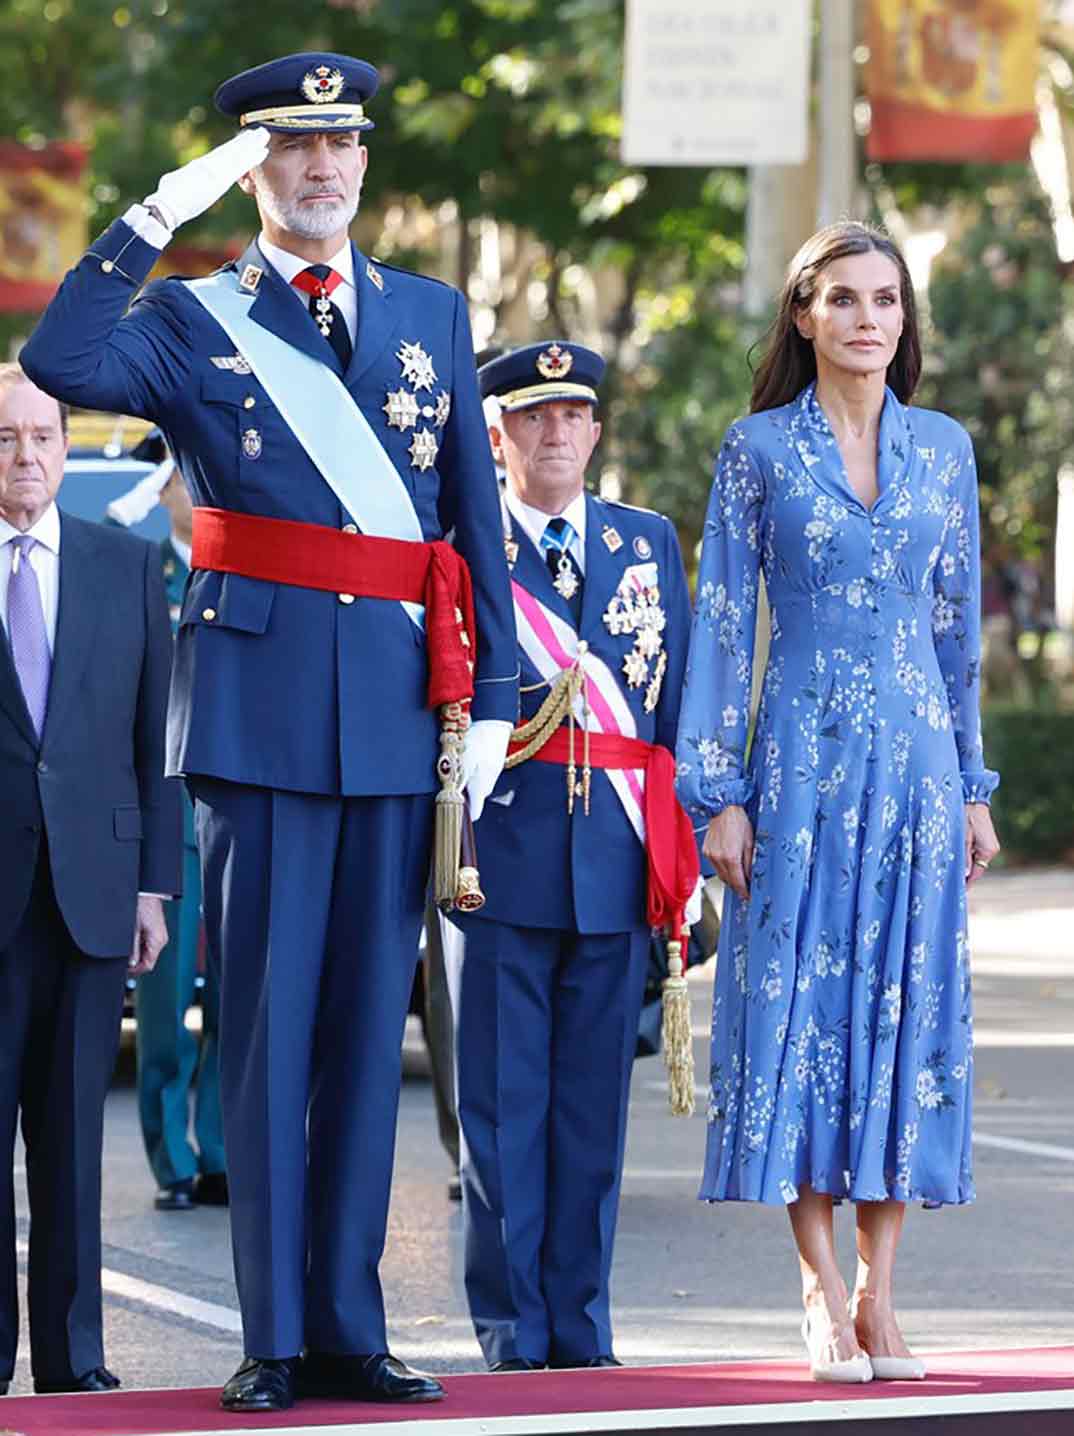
[450,343,695,1371]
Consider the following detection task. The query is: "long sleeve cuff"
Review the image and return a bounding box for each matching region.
[121,203,173,250]
[962,769,999,805]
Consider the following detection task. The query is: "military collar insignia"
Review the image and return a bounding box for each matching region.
[536,343,573,380]
[504,538,519,568]
[366,261,384,291]
[238,263,264,293]
[301,65,346,105]
[397,339,437,392]
[602,524,623,553]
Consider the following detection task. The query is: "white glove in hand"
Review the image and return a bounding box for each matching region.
[462,719,512,824]
[144,127,271,232]
[684,876,705,929]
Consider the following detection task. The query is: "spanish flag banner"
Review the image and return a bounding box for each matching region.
[867,0,1040,163]
[0,141,87,312]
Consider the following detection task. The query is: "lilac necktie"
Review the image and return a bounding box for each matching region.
[7,534,51,736]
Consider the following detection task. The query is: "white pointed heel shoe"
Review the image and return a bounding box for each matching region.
[801,1313,874,1384]
[868,1354,927,1381]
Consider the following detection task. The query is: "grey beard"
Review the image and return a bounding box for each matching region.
[255,178,361,240]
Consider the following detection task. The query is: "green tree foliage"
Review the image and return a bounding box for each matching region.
[922,176,1073,570]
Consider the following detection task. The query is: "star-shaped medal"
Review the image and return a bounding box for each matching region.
[552,555,579,602]
[384,388,420,431]
[396,340,438,392]
[622,649,649,688]
[409,429,439,471]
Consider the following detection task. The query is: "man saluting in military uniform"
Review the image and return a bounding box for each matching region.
[23,53,517,1413]
[450,344,697,1371]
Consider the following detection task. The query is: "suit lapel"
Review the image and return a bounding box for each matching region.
[40,514,104,750]
[240,239,343,374]
[0,610,36,746]
[579,495,624,637]
[346,244,400,385]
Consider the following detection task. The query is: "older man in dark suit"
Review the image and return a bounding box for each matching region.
[0,364,180,1395]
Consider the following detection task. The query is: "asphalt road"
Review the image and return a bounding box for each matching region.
[8,868,1072,1395]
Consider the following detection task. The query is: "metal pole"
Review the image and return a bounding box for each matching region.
[817,0,856,228]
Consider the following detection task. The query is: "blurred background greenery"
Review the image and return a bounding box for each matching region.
[0,0,1071,855]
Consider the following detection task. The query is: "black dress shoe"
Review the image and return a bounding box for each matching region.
[154,1178,195,1211]
[192,1171,229,1206]
[490,1358,545,1372]
[0,1380,8,1395]
[220,1356,297,1412]
[300,1352,444,1402]
[550,1355,622,1369]
[36,1366,121,1393]
[447,1175,462,1202]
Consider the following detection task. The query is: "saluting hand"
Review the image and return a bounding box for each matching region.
[704,806,755,902]
[143,127,271,232]
[129,895,169,976]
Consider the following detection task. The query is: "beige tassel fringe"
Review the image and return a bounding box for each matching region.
[662,936,696,1116]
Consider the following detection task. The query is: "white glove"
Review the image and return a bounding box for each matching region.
[143,127,271,232]
[105,458,174,527]
[684,876,705,928]
[462,719,512,824]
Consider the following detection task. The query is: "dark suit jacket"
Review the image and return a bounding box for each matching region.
[0,511,181,955]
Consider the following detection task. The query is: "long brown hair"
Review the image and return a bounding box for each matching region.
[749,222,922,414]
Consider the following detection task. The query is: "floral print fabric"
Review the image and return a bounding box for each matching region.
[676,384,998,1207]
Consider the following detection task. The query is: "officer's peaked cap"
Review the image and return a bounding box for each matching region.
[214,52,378,134]
[478,341,605,413]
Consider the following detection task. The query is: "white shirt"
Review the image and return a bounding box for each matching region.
[0,502,61,651]
[257,233,358,345]
[505,487,587,575]
[169,534,192,569]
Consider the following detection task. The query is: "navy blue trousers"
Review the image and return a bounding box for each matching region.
[454,921,649,1367]
[192,779,433,1360]
[0,844,126,1386]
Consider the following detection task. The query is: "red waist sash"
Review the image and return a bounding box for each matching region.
[191,507,476,708]
[508,727,699,935]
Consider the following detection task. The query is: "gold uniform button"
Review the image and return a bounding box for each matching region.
[341,523,358,534]
[100,259,114,274]
[243,396,255,409]
[202,607,217,621]
[338,593,355,605]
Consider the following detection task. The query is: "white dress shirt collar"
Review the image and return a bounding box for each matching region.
[0,500,61,554]
[505,487,587,572]
[257,233,355,292]
[169,533,192,570]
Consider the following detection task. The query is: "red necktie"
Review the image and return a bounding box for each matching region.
[292,265,353,370]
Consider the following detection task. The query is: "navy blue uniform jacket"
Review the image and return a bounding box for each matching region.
[470,495,691,934]
[0,514,181,954]
[21,222,518,796]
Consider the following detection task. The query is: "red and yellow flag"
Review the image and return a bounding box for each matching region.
[0,141,87,312]
[867,1,1040,162]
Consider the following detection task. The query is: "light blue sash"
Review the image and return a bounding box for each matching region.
[185,271,424,629]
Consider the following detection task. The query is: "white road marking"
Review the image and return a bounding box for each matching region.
[973,1132,1074,1163]
[15,1239,242,1335]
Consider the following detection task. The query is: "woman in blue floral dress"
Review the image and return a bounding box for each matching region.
[675,223,1000,1383]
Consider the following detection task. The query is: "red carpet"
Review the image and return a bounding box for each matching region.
[1,1347,1072,1436]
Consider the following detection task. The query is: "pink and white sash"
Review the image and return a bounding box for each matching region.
[511,580,646,847]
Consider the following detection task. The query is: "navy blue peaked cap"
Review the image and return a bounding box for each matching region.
[214,52,378,134]
[478,341,605,412]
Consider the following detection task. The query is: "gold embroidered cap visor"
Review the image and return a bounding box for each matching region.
[495,381,599,413]
[214,51,379,135]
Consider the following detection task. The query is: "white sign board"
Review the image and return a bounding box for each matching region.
[621,0,810,167]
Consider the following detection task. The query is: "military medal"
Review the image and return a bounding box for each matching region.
[384,388,419,431]
[409,429,439,471]
[242,428,262,460]
[396,339,437,392]
[633,535,652,560]
[552,553,580,602]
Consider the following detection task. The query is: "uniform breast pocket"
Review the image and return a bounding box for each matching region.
[199,376,271,486]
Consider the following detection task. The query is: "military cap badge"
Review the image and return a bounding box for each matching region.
[536,344,573,380]
[302,65,346,105]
